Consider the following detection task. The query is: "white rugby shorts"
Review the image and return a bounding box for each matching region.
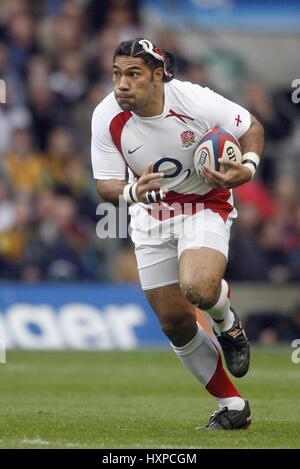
[129,189,237,290]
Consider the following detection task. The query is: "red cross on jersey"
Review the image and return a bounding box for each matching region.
[235,114,242,126]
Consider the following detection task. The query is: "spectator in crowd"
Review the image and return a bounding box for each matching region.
[27,79,67,151]
[112,244,139,284]
[0,193,33,278]
[3,127,47,194]
[245,298,300,345]
[0,179,15,233]
[49,52,88,106]
[0,83,31,155]
[6,12,40,78]
[227,202,266,281]
[0,41,26,105]
[45,126,96,221]
[244,80,295,184]
[22,188,94,281]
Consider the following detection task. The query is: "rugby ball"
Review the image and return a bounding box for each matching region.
[194,128,242,178]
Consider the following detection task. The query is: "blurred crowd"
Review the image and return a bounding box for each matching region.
[0,0,299,283]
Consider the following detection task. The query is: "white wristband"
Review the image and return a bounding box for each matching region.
[123,182,138,205]
[242,152,260,180]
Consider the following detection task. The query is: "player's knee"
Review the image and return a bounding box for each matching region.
[180,282,218,310]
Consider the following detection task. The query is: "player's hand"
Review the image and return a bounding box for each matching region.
[201,159,252,190]
[136,163,167,203]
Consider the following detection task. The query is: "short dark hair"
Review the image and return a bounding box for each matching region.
[113,38,175,83]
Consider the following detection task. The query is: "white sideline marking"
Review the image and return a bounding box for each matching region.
[66,442,88,448]
[21,438,49,446]
[20,438,88,448]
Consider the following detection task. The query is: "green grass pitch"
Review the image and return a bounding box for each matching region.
[1,347,299,448]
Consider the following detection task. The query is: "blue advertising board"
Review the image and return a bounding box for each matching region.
[0,283,168,349]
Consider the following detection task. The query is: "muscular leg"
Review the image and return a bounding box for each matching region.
[179,247,234,332]
[179,247,250,379]
[144,282,245,413]
[145,283,197,347]
[179,247,226,310]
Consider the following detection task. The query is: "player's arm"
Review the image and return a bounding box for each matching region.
[95,163,166,205]
[96,179,127,205]
[191,86,264,189]
[239,114,264,160]
[92,107,166,205]
[202,114,264,189]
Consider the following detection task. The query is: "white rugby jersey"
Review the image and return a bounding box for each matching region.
[91,79,251,202]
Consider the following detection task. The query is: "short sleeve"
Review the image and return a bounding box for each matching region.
[192,85,251,140]
[91,106,127,181]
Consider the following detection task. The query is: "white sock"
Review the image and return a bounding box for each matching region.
[171,323,244,411]
[218,397,245,411]
[171,323,219,386]
[206,279,235,333]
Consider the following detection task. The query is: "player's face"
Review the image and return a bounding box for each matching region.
[113,56,163,113]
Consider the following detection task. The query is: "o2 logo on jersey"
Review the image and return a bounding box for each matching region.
[153,157,192,188]
[153,157,182,178]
